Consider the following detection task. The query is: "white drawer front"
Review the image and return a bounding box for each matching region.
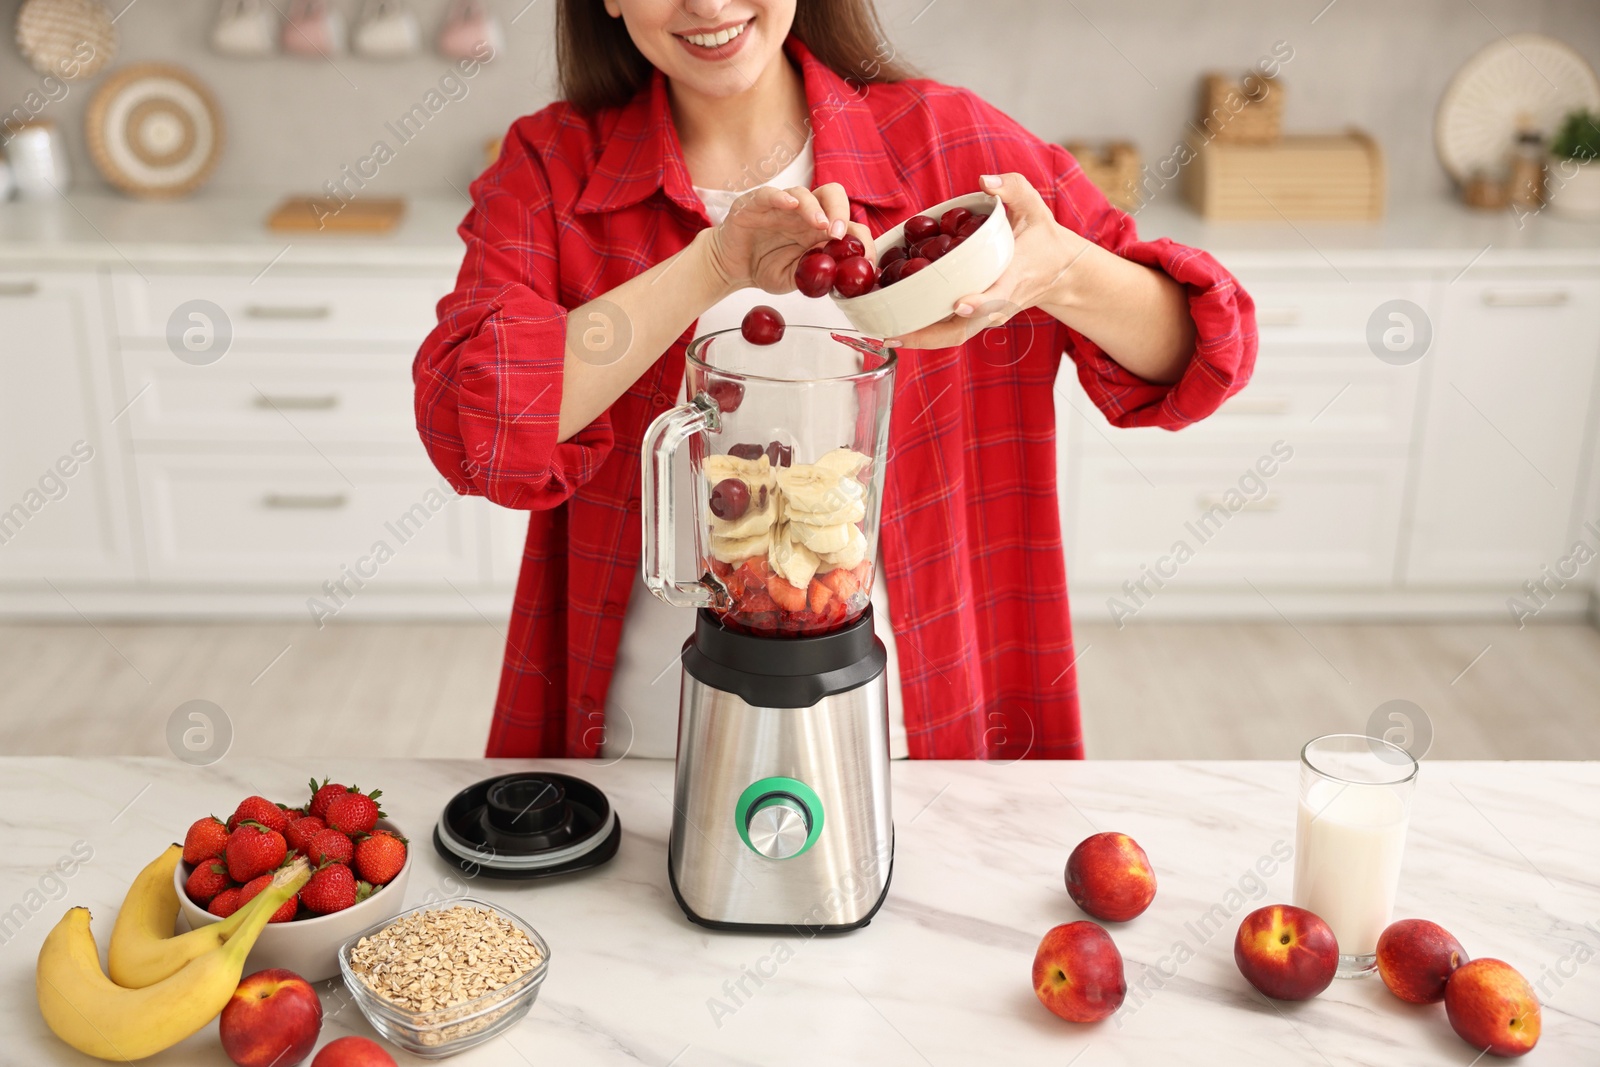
[112,272,452,345]
[1068,450,1403,588]
[122,349,417,444]
[1234,277,1433,342]
[137,453,474,584]
[1071,344,1421,448]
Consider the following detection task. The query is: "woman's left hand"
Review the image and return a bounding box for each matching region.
[888,172,1089,350]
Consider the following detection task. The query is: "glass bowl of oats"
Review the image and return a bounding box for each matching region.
[337,898,550,1057]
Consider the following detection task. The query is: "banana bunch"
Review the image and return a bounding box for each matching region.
[36,850,311,1062]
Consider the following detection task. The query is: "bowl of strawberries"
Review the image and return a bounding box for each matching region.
[173,777,413,982]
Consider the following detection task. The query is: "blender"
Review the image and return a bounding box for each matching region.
[642,326,895,931]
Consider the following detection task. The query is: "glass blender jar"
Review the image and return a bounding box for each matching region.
[642,326,895,636]
[642,326,897,932]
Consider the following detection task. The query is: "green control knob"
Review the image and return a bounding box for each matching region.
[735,777,824,860]
[745,795,810,859]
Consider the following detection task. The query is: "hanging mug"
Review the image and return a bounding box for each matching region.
[353,0,421,59]
[282,0,345,58]
[437,0,502,61]
[211,0,277,57]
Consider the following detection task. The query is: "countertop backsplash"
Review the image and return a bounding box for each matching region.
[1,0,1599,204]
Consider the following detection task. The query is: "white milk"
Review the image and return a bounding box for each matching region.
[1293,778,1409,957]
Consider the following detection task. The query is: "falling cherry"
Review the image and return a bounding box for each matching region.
[741,305,785,346]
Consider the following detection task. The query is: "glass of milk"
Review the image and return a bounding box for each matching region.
[1292,733,1418,978]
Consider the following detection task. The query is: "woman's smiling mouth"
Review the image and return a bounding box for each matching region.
[674,17,754,57]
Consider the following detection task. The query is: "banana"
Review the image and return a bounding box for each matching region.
[108,843,256,988]
[37,857,310,1062]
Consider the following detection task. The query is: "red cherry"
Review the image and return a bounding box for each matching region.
[832,256,878,298]
[878,245,908,269]
[705,380,744,413]
[741,305,785,346]
[903,214,940,244]
[728,443,766,461]
[794,251,837,298]
[709,478,750,520]
[765,441,793,467]
[900,257,931,278]
[940,208,972,237]
[823,235,865,262]
[955,214,986,239]
[879,258,907,286]
[920,234,957,261]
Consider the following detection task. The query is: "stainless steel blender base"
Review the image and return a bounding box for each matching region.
[668,611,894,932]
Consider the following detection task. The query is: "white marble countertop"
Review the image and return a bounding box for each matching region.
[3,757,1596,1065]
[3,191,1600,273]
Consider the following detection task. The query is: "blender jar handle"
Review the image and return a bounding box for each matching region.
[641,393,724,609]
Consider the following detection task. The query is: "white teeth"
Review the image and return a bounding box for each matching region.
[682,21,746,48]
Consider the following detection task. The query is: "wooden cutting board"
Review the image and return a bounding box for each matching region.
[266,196,407,234]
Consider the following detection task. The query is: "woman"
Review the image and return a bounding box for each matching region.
[414,0,1256,760]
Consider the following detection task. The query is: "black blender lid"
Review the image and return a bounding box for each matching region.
[433,772,621,880]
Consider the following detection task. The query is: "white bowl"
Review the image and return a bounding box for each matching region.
[175,818,413,982]
[831,192,1014,338]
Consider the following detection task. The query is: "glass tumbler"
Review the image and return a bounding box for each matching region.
[1292,733,1418,977]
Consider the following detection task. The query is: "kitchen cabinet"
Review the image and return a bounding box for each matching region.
[0,271,134,582]
[4,194,1600,620]
[135,450,476,585]
[1405,275,1600,585]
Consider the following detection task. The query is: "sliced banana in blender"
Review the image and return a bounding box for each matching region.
[816,524,867,570]
[769,523,821,589]
[711,528,772,565]
[787,519,854,555]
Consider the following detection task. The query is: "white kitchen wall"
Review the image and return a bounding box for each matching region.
[2,0,1599,200]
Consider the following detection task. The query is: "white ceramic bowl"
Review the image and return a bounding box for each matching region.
[831,191,1014,338]
[175,818,413,982]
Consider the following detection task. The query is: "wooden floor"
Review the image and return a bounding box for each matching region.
[1,620,1596,760]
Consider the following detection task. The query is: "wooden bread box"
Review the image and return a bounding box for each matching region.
[1184,130,1386,221]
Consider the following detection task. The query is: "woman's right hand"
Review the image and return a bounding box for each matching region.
[703,182,877,296]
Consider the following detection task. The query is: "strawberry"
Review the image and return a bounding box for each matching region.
[284,815,326,855]
[279,806,306,822]
[227,795,288,833]
[819,567,860,600]
[184,860,231,905]
[807,577,833,613]
[183,816,229,865]
[300,863,371,915]
[325,788,384,836]
[307,777,349,820]
[238,873,298,923]
[353,830,408,886]
[207,886,245,918]
[307,828,353,866]
[767,577,807,613]
[226,822,288,882]
[850,559,872,586]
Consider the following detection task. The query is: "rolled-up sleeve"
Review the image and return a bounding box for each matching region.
[1055,150,1258,430]
[413,121,613,510]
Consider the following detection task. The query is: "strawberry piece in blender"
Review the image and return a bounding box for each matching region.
[766,578,808,613]
[807,578,832,613]
[819,568,860,600]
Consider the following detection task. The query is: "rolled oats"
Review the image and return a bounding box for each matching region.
[347,904,544,1047]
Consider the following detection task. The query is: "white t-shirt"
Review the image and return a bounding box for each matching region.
[602,135,908,760]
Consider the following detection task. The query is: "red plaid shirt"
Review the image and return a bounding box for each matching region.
[414,37,1256,759]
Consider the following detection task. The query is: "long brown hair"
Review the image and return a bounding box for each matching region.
[556,1,914,115]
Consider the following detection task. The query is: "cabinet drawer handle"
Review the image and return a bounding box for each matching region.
[0,280,39,297]
[1481,289,1569,308]
[1221,395,1292,416]
[1196,492,1280,513]
[262,492,348,510]
[253,393,341,411]
[1256,308,1302,327]
[244,304,333,320]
